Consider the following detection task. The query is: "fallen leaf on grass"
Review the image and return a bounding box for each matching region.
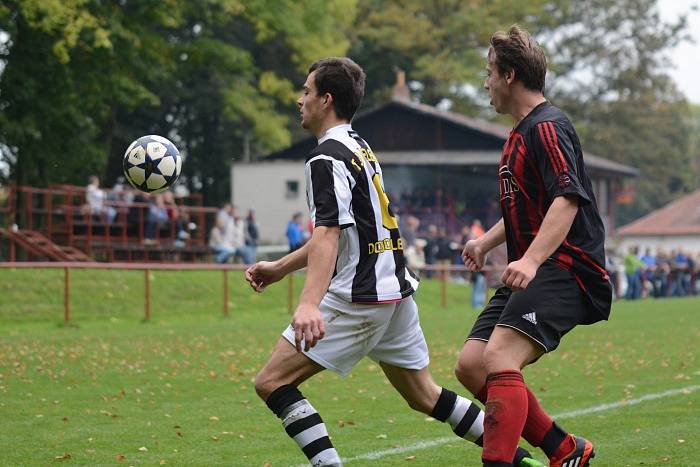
[138,446,148,452]
[54,453,71,461]
[116,454,126,461]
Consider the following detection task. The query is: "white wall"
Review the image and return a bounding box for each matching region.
[231,161,308,244]
[616,235,700,254]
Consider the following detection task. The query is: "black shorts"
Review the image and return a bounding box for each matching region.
[468,260,598,352]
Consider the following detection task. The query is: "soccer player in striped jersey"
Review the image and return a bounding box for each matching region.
[455,27,613,467]
[246,57,542,466]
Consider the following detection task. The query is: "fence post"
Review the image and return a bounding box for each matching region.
[287,273,295,314]
[223,269,229,316]
[64,266,71,324]
[144,269,151,321]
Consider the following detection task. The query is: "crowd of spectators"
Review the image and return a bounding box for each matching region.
[608,246,700,300]
[208,203,258,264]
[400,214,490,308]
[83,175,196,246]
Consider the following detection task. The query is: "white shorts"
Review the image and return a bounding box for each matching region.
[282,293,430,376]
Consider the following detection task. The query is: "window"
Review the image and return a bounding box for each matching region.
[286,180,299,199]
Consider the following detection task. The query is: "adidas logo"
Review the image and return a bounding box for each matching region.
[522,312,537,325]
[562,457,583,467]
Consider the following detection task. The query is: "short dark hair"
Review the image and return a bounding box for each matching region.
[489,25,547,92]
[309,57,366,121]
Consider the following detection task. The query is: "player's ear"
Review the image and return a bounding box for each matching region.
[504,68,516,85]
[323,93,333,108]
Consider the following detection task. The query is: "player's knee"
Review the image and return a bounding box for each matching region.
[254,371,275,401]
[454,358,481,393]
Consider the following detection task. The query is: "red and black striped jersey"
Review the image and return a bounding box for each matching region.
[499,101,612,320]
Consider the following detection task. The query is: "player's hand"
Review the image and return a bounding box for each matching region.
[501,257,539,291]
[462,240,486,271]
[291,303,325,352]
[245,261,284,293]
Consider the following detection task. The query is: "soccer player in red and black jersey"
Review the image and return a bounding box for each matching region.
[455,26,613,467]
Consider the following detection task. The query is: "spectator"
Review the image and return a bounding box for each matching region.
[144,194,168,245]
[209,217,236,263]
[653,248,672,298]
[639,248,656,297]
[434,226,454,281]
[423,224,439,278]
[671,248,691,296]
[623,246,644,299]
[217,202,233,225]
[245,209,259,262]
[84,175,117,224]
[226,205,255,264]
[286,212,305,252]
[163,191,190,246]
[470,218,485,238]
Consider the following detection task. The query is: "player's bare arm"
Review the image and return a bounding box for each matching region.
[462,218,506,270]
[292,225,339,352]
[501,195,578,290]
[245,243,310,292]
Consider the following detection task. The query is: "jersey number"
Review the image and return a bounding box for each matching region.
[372,173,398,230]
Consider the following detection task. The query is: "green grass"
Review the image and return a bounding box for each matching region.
[0,268,698,466]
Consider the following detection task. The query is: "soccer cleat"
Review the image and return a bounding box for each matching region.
[549,435,595,467]
[515,447,546,467]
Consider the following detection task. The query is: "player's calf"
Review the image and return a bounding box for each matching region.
[265,384,342,467]
[430,388,545,467]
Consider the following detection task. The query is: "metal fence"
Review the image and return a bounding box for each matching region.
[0,262,492,324]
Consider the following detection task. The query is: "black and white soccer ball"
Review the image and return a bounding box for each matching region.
[123,135,182,193]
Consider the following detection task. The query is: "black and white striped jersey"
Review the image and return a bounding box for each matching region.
[305,123,419,303]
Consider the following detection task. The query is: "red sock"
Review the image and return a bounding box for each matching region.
[521,386,554,446]
[482,370,528,464]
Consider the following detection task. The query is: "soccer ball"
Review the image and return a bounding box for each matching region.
[123,135,182,193]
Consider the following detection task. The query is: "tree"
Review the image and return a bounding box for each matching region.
[0,0,183,188]
[0,0,357,206]
[349,0,696,224]
[543,0,696,224]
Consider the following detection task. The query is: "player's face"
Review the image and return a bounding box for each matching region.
[298,71,325,132]
[484,52,509,114]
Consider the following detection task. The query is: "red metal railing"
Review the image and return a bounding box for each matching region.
[0,184,218,261]
[0,262,495,324]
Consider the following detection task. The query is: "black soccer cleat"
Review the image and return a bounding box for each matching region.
[549,435,595,467]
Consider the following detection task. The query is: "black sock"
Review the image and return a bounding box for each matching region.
[265,384,342,465]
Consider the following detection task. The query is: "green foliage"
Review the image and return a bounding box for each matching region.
[543,0,697,224]
[0,0,696,214]
[0,0,356,204]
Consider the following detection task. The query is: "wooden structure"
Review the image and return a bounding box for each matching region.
[239,96,639,240]
[0,184,217,262]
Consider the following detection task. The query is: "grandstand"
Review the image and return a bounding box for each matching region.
[0,184,217,262]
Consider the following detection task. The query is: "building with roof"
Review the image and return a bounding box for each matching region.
[616,189,700,254]
[231,90,638,243]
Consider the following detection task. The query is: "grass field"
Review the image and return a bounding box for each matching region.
[0,268,698,466]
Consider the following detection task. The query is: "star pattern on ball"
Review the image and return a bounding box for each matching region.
[123,135,182,193]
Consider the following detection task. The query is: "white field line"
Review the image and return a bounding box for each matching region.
[294,384,700,466]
